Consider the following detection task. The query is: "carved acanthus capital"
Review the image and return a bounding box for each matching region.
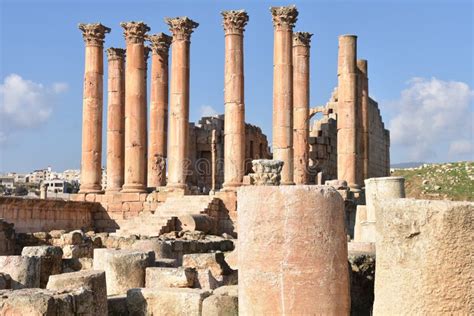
[120,21,150,44]
[164,17,199,41]
[78,23,111,47]
[146,33,172,57]
[221,10,249,35]
[106,47,126,60]
[249,159,284,186]
[270,5,298,30]
[293,32,313,47]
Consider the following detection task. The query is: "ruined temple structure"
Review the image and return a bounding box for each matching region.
[3,5,471,316]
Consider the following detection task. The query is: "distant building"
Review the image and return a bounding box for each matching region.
[0,176,14,189]
[43,179,74,194]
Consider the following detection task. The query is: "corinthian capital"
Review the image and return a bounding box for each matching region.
[293,32,313,47]
[221,10,249,35]
[120,21,150,44]
[78,23,111,46]
[106,47,126,60]
[146,33,172,57]
[270,5,298,30]
[164,17,199,41]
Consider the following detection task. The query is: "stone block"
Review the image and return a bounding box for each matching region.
[155,258,178,267]
[21,246,63,288]
[47,270,107,315]
[93,248,154,295]
[373,199,473,315]
[127,287,211,316]
[0,255,41,289]
[202,285,238,316]
[0,287,94,315]
[146,267,196,288]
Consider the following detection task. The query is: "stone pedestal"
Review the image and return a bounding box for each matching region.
[292,32,312,185]
[106,48,126,192]
[355,176,405,242]
[165,17,199,191]
[222,10,249,189]
[337,35,359,189]
[147,33,172,188]
[238,185,350,314]
[271,6,298,185]
[121,22,150,193]
[78,23,110,193]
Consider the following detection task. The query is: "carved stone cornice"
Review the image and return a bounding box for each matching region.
[293,32,313,47]
[164,17,199,41]
[221,10,249,35]
[146,33,172,57]
[106,47,126,60]
[120,21,150,44]
[78,23,111,47]
[270,5,298,30]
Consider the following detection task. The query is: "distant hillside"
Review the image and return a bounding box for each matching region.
[391,161,474,201]
[391,162,426,169]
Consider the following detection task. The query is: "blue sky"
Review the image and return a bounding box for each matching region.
[0,0,473,173]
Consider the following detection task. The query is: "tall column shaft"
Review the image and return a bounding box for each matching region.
[357,59,369,182]
[165,17,199,190]
[78,23,110,193]
[121,22,150,193]
[106,48,126,192]
[147,34,172,188]
[271,6,298,185]
[337,35,359,188]
[292,32,312,185]
[222,10,249,188]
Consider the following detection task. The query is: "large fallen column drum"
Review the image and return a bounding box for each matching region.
[238,185,350,315]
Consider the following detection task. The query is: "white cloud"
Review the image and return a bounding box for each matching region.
[199,105,218,118]
[0,74,67,143]
[387,77,473,161]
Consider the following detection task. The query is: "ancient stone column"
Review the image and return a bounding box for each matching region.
[120,22,150,193]
[222,13,248,185]
[357,59,369,182]
[337,35,359,189]
[292,32,312,185]
[105,48,126,192]
[78,23,110,193]
[238,185,350,314]
[222,10,249,189]
[165,17,199,191]
[271,6,298,185]
[146,33,172,188]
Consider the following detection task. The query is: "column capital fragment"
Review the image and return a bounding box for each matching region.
[120,21,150,44]
[164,17,199,41]
[293,32,313,47]
[146,33,172,57]
[144,46,151,61]
[221,10,249,35]
[270,5,298,30]
[106,47,126,60]
[78,23,111,46]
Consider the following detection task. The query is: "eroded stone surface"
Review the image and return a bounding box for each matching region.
[374,199,473,315]
[0,256,41,289]
[22,246,63,288]
[46,270,107,315]
[146,267,196,288]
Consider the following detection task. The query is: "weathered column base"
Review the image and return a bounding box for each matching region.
[121,184,147,193]
[79,185,103,194]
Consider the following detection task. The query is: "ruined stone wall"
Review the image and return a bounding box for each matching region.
[309,91,390,184]
[187,115,270,192]
[0,197,95,233]
[367,98,390,178]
